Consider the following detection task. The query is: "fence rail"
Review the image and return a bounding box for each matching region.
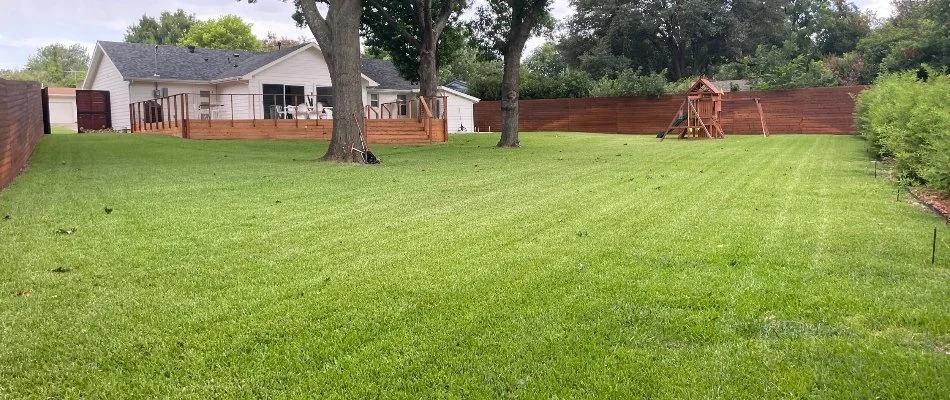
[473,86,867,135]
[0,79,45,190]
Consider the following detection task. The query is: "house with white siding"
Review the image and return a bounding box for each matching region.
[81,41,478,133]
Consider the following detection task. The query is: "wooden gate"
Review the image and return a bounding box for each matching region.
[40,87,51,134]
[76,90,111,131]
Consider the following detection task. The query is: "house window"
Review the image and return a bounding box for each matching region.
[316,86,332,107]
[262,84,305,119]
[397,94,408,116]
[370,93,379,108]
[199,91,212,120]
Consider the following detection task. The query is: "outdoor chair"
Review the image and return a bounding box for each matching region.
[274,105,293,119]
[295,103,310,119]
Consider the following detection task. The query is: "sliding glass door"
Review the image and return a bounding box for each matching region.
[262,84,306,119]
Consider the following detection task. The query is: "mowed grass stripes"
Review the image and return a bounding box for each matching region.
[0,132,948,398]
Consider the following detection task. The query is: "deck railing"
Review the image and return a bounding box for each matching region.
[366,96,448,121]
[131,93,449,134]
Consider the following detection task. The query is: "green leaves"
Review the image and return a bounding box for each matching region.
[124,9,198,46]
[857,69,950,191]
[178,15,261,51]
[0,43,89,87]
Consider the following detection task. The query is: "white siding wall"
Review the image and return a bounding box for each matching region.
[48,95,77,129]
[441,90,477,133]
[129,82,216,120]
[87,53,130,130]
[248,47,369,119]
[216,82,252,120]
[366,91,414,119]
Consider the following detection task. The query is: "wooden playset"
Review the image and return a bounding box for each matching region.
[660,77,769,140]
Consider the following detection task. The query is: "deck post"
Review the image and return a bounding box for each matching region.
[183,94,190,138]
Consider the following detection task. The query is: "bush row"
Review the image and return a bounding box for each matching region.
[856,68,950,191]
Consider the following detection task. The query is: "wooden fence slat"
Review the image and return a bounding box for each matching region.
[474,86,867,134]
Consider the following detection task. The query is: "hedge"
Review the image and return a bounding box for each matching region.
[855,69,950,192]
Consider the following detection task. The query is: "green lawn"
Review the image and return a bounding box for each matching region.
[1,133,948,398]
[50,127,76,134]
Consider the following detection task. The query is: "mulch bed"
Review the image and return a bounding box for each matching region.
[909,188,950,223]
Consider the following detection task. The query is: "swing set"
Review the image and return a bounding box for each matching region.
[659,77,769,140]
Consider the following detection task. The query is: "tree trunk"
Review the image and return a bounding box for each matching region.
[299,0,366,163]
[417,33,439,99]
[497,48,522,147]
[494,0,548,147]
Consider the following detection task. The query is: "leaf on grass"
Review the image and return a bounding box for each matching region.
[51,266,73,273]
[13,289,32,298]
[55,227,77,234]
[104,207,113,214]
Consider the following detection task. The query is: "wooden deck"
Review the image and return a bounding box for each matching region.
[130,93,449,144]
[137,118,447,144]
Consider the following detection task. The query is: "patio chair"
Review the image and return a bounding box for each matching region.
[309,102,324,119]
[274,105,293,119]
[295,103,310,119]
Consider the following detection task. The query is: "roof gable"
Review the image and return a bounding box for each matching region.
[361,59,417,90]
[688,77,723,95]
[96,41,307,82]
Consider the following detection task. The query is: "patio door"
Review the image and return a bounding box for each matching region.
[262,84,306,119]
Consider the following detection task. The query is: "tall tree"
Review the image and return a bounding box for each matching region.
[251,0,366,162]
[124,9,198,45]
[815,0,872,55]
[561,0,772,80]
[361,0,468,98]
[178,15,261,51]
[7,43,91,87]
[471,0,551,148]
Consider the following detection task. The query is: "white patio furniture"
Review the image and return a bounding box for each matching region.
[295,103,310,119]
[274,105,294,119]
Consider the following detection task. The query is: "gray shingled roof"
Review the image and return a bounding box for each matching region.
[98,41,308,81]
[360,59,417,90]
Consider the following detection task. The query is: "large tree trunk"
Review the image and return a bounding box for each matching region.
[497,49,522,147]
[300,0,366,163]
[495,0,547,148]
[417,34,439,99]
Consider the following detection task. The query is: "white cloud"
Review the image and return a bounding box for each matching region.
[0,0,895,70]
[0,0,308,69]
[855,0,893,18]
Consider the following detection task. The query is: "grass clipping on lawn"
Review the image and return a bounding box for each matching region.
[0,133,948,398]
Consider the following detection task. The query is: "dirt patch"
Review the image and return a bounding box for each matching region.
[909,188,950,223]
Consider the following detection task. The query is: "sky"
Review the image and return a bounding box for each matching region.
[0,0,893,71]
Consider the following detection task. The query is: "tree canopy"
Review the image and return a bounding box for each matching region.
[1,43,90,87]
[178,15,261,51]
[124,9,198,46]
[359,0,469,97]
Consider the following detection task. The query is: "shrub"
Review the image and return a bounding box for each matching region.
[856,68,950,191]
[590,68,669,97]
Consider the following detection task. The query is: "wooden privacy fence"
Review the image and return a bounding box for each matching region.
[474,86,867,135]
[130,93,448,144]
[0,79,45,190]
